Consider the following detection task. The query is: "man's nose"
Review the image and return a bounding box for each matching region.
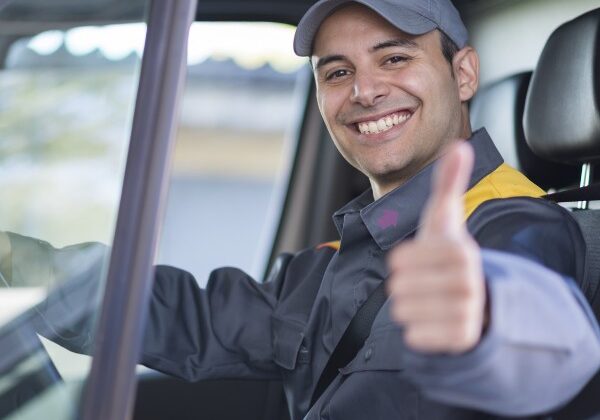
[350,73,389,107]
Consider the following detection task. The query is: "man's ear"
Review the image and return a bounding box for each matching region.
[453,47,479,102]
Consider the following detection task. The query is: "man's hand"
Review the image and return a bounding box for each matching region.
[387,142,486,354]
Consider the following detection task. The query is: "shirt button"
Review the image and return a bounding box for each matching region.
[298,345,310,364]
[364,346,373,361]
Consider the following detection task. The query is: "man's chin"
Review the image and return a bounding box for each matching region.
[367,167,410,191]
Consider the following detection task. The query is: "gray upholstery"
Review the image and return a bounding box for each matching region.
[524,8,600,164]
[470,72,579,190]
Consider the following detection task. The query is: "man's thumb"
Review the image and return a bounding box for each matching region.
[418,141,474,240]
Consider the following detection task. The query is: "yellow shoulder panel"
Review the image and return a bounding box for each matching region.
[464,163,545,218]
[317,240,341,251]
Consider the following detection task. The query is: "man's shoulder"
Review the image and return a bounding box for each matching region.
[465,163,546,218]
[467,195,585,280]
[464,163,576,235]
[467,194,576,232]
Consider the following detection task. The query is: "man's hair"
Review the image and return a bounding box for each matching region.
[439,30,459,65]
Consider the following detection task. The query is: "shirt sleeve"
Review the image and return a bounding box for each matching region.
[402,197,600,416]
[1,232,335,383]
[140,264,283,380]
[142,245,334,381]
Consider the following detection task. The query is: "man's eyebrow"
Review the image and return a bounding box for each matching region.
[313,39,418,70]
[371,38,419,52]
[314,55,346,71]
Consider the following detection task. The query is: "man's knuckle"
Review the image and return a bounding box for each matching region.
[392,303,404,321]
[453,276,472,297]
[391,243,413,262]
[388,275,407,296]
[454,306,470,324]
[404,329,425,349]
[447,324,467,344]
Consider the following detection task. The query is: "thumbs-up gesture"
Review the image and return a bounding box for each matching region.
[387,141,486,354]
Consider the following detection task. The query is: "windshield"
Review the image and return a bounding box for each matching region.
[0,0,147,417]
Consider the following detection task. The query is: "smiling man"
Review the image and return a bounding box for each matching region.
[1,0,600,419]
[288,0,600,418]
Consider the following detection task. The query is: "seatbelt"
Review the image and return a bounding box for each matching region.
[544,183,600,203]
[310,281,387,407]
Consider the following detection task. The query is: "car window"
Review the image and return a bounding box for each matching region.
[156,22,309,286]
[0,4,146,418]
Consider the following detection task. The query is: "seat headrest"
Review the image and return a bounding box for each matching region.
[524,8,600,165]
[471,72,580,190]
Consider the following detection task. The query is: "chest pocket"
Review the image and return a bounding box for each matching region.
[338,325,406,375]
[321,324,417,420]
[336,297,405,374]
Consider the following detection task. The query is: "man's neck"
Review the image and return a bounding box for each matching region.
[371,130,474,200]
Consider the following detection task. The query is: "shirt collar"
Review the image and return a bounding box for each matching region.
[332,128,504,249]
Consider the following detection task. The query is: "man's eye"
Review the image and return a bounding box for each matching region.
[386,55,409,64]
[325,69,349,81]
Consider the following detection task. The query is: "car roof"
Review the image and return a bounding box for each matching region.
[0,0,514,26]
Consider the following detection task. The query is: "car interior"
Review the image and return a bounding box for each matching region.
[0,0,598,419]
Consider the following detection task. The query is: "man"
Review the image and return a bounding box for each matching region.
[1,0,600,419]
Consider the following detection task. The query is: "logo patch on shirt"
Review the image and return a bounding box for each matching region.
[377,209,399,229]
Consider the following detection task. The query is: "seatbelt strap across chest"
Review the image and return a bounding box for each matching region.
[310,281,387,407]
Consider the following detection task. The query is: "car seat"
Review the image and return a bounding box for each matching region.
[470,72,580,191]
[522,7,600,419]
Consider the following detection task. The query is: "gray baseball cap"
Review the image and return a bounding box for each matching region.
[293,0,468,56]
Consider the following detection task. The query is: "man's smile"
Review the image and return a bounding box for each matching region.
[355,110,413,135]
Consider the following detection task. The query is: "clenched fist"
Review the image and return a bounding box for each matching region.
[387,142,487,354]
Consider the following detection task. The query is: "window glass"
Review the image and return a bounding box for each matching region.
[157,22,309,285]
[0,2,146,417]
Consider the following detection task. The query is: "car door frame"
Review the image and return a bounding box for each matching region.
[77,1,197,419]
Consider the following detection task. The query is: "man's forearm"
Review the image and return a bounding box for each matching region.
[403,250,600,416]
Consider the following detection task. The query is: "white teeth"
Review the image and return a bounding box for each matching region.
[357,112,412,135]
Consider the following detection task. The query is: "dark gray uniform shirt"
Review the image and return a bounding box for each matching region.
[4,129,600,420]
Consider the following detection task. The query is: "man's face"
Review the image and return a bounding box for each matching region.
[312,5,471,196]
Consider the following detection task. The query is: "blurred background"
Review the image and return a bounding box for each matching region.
[0,21,308,286]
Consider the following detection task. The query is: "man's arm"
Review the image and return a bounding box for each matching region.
[0,232,308,382]
[140,264,282,381]
[387,143,600,415]
[400,248,600,416]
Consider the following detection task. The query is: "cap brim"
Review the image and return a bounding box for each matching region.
[294,0,437,56]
